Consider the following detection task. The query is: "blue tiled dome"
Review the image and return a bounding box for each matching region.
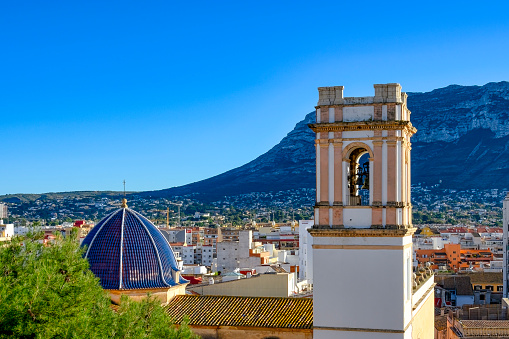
[81,202,185,290]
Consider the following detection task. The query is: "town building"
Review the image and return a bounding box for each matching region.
[298,220,314,284]
[203,227,222,247]
[188,272,298,297]
[215,230,270,272]
[0,220,14,240]
[415,244,494,272]
[0,203,8,219]
[308,84,434,338]
[434,275,474,307]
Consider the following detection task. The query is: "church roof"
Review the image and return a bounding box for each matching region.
[81,201,185,290]
[166,295,313,329]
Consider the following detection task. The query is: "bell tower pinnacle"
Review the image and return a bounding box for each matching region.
[309,84,433,338]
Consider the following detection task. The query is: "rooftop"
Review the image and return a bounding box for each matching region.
[166,295,313,329]
[435,275,473,296]
[463,272,503,284]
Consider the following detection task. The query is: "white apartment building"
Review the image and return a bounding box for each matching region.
[0,203,7,219]
[201,245,214,266]
[298,220,314,283]
[0,222,14,238]
[216,230,255,272]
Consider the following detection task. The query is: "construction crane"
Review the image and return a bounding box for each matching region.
[169,201,183,227]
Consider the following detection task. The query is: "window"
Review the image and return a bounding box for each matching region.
[480,294,485,301]
[497,286,503,292]
[474,285,482,290]
[486,285,493,291]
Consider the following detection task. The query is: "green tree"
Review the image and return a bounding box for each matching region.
[0,230,198,339]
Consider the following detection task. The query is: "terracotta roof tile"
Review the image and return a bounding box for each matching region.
[435,315,447,331]
[462,320,509,328]
[435,275,473,295]
[463,272,502,284]
[165,295,313,329]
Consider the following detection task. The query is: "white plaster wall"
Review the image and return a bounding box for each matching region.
[313,244,406,331]
[239,230,252,258]
[185,231,192,244]
[396,104,402,120]
[343,208,372,228]
[382,105,388,121]
[329,107,335,123]
[299,220,314,283]
[343,106,374,122]
[313,234,413,247]
[457,295,475,307]
[342,131,375,139]
[314,330,406,339]
[238,256,261,269]
[217,242,239,272]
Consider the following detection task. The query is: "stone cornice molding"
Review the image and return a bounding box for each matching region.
[308,121,417,135]
[315,101,405,109]
[308,227,416,238]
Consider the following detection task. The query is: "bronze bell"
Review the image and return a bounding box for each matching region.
[355,176,364,186]
[361,176,369,190]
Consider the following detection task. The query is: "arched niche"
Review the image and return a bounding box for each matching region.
[342,142,373,206]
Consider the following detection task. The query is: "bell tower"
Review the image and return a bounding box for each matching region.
[309,84,432,338]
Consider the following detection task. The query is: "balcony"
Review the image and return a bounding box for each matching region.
[345,192,370,206]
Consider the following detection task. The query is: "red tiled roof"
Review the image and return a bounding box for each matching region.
[166,295,313,329]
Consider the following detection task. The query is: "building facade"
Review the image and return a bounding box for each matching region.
[308,84,434,338]
[0,203,7,219]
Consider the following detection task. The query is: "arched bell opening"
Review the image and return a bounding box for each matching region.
[346,148,370,206]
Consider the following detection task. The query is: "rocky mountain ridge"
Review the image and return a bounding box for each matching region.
[139,81,509,200]
[410,81,509,143]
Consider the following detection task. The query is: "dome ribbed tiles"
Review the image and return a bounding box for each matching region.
[81,207,185,290]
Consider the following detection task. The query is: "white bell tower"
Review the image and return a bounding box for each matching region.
[309,84,434,338]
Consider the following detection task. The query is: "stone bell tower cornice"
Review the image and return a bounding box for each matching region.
[309,121,417,135]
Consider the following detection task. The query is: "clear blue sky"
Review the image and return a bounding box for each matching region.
[2,1,509,195]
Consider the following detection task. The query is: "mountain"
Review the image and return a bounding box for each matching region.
[410,82,509,189]
[139,81,509,200]
[139,112,317,200]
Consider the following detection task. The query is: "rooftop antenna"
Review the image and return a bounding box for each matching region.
[121,180,128,208]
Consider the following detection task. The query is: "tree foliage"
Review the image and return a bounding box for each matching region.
[0,230,198,339]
